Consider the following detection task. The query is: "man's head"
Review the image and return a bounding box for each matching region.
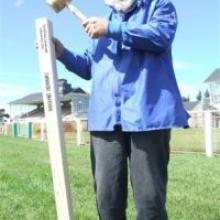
[105,0,137,13]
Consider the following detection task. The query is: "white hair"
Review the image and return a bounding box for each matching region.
[105,0,137,13]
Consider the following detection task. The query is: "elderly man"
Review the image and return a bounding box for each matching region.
[55,0,189,219]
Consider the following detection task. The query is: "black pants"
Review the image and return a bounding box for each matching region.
[90,128,170,220]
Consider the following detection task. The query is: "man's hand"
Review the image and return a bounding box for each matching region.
[83,17,108,39]
[36,37,64,58]
[52,38,64,58]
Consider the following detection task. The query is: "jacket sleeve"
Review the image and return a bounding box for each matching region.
[108,0,178,53]
[58,48,92,80]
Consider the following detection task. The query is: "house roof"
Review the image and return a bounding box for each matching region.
[10,79,89,105]
[10,89,89,105]
[183,101,199,111]
[10,93,43,105]
[204,68,220,83]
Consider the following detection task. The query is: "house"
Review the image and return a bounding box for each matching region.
[204,68,220,109]
[183,99,218,128]
[9,79,89,122]
[183,98,217,112]
[182,68,220,127]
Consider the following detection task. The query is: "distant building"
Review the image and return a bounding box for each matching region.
[9,79,89,122]
[183,99,218,128]
[182,68,220,128]
[204,68,220,109]
[183,99,217,112]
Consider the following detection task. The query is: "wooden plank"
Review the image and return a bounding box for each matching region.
[36,18,74,220]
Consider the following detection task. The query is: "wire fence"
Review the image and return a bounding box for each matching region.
[0,110,219,156]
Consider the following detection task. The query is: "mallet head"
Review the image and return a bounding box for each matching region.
[46,0,71,13]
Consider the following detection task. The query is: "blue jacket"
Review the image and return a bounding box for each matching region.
[58,0,190,131]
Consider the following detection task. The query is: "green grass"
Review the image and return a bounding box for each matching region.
[12,125,220,153]
[65,128,220,154]
[0,136,220,220]
[171,128,205,152]
[171,128,220,154]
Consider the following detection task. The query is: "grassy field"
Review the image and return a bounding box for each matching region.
[0,136,220,220]
[171,128,220,153]
[65,128,220,154]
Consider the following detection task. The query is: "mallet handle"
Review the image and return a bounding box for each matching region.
[66,2,87,22]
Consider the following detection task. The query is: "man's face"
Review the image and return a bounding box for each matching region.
[105,0,137,13]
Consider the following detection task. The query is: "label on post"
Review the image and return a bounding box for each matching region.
[36,18,74,220]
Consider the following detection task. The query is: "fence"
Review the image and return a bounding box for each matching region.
[0,119,89,145]
[0,111,219,156]
[171,111,220,156]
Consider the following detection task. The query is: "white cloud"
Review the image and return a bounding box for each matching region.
[14,0,25,7]
[0,83,30,98]
[178,83,198,99]
[0,83,38,110]
[173,60,192,70]
[0,83,37,116]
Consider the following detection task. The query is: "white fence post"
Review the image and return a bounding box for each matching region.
[76,120,82,145]
[4,123,8,136]
[41,121,46,141]
[204,111,214,157]
[0,123,4,135]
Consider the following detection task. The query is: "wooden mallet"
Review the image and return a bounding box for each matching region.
[46,0,87,22]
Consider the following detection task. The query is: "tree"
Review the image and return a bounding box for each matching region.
[0,109,5,114]
[0,109,10,122]
[196,90,202,101]
[204,89,210,99]
[182,96,190,102]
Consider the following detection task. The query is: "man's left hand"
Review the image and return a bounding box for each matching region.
[83,17,108,39]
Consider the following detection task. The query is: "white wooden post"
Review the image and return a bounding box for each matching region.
[76,119,82,145]
[36,18,74,220]
[5,123,8,136]
[41,120,46,141]
[3,123,6,136]
[204,111,214,157]
[0,123,3,135]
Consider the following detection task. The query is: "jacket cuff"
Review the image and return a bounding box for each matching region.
[107,20,122,40]
[57,48,71,63]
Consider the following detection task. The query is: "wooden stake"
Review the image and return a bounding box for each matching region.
[36,18,74,220]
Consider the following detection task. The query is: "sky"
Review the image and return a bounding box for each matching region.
[0,0,220,113]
